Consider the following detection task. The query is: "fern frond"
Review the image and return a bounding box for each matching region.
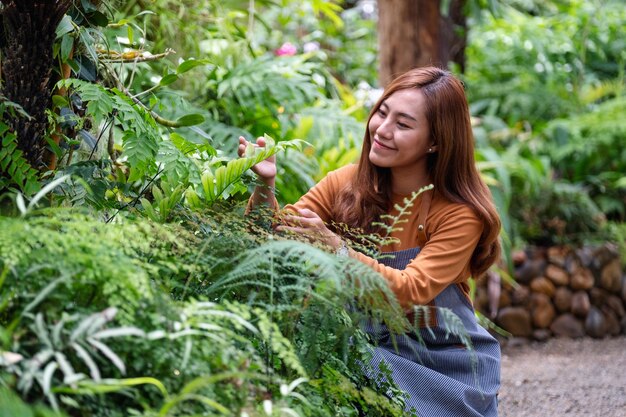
[217,56,323,115]
[189,137,304,207]
[56,79,161,181]
[0,123,40,195]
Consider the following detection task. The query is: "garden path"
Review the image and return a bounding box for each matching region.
[498,336,626,417]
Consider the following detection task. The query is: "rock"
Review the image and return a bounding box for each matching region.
[554,286,573,313]
[547,246,569,267]
[550,314,585,338]
[530,277,556,297]
[589,287,610,307]
[498,290,512,309]
[511,285,531,307]
[545,264,569,287]
[571,291,591,318]
[575,247,594,269]
[564,253,581,274]
[532,328,552,342]
[531,293,556,328]
[605,295,626,319]
[515,258,546,285]
[585,307,607,339]
[570,267,594,291]
[591,244,619,270]
[601,307,621,336]
[600,259,622,293]
[497,307,533,337]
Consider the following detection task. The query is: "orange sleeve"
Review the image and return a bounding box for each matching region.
[352,204,483,308]
[282,164,356,222]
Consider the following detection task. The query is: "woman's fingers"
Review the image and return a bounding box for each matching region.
[296,208,318,218]
[237,136,248,157]
[275,225,306,234]
[281,214,321,228]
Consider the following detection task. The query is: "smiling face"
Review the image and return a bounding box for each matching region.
[368,88,435,181]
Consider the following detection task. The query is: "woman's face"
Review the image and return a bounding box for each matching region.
[368,88,435,174]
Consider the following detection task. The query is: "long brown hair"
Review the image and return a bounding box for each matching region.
[335,66,501,278]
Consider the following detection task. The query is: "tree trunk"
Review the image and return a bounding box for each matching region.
[377,0,467,87]
[0,0,71,170]
[441,0,467,73]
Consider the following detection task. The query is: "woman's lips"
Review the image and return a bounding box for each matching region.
[373,139,395,150]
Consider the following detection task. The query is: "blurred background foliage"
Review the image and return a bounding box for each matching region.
[1,0,625,415]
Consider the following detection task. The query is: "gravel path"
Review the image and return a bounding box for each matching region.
[498,336,626,417]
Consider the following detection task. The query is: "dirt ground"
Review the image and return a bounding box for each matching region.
[498,335,626,417]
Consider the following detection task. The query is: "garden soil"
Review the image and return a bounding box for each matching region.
[498,335,626,417]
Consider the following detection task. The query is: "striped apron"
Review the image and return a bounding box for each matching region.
[363,247,500,417]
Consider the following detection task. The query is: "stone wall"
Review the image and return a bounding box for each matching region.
[474,244,626,340]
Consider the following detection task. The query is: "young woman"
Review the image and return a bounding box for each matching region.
[239,66,501,417]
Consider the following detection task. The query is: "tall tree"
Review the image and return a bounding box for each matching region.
[0,0,72,170]
[377,0,467,86]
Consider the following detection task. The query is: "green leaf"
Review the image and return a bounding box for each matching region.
[78,28,98,64]
[176,59,210,74]
[60,35,74,63]
[127,25,134,45]
[55,15,74,39]
[159,73,179,87]
[52,95,69,108]
[88,10,109,27]
[175,114,205,127]
[81,0,98,13]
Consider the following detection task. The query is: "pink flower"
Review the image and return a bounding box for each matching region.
[275,42,297,56]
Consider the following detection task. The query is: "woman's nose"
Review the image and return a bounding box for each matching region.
[376,118,393,139]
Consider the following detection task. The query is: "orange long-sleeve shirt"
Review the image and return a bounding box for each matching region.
[266,164,483,308]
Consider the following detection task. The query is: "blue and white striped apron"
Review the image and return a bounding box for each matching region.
[363,247,500,417]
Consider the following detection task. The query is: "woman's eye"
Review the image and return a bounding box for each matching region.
[377,109,386,117]
[398,123,409,129]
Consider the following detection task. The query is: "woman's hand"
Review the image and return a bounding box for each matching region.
[238,136,276,185]
[276,208,342,250]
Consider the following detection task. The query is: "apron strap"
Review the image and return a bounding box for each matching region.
[416,189,433,247]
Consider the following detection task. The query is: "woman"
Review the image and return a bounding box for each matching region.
[239,66,501,417]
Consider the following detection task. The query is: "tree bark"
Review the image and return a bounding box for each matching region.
[377,0,467,87]
[0,0,72,170]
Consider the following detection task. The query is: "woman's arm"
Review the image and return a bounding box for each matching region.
[282,200,483,308]
[238,136,278,210]
[352,205,483,308]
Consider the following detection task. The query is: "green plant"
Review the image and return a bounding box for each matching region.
[2,203,469,416]
[542,94,626,221]
[0,100,41,196]
[465,0,626,126]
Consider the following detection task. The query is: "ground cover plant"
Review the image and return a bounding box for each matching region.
[1,0,625,416]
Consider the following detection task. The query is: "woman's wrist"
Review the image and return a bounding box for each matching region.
[259,176,275,188]
[335,239,350,257]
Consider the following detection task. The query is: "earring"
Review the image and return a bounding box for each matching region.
[428,148,433,153]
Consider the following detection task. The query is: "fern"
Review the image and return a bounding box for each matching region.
[187,136,304,207]
[217,56,323,120]
[56,79,161,181]
[0,123,40,195]
[140,179,186,223]
[297,106,364,154]
[0,97,41,195]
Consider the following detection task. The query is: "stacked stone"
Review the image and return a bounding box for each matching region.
[474,244,626,341]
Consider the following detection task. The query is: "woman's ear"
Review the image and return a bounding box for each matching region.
[428,142,438,153]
